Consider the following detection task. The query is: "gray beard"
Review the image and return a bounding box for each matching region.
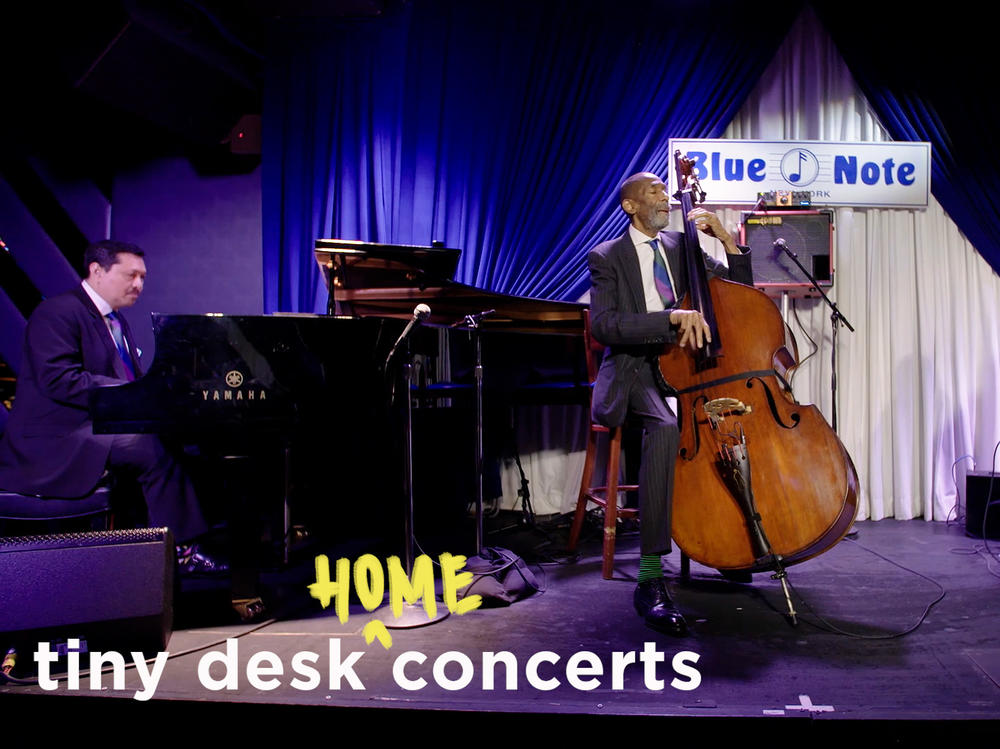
[642,207,670,232]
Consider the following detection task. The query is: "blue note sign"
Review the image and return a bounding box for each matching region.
[668,139,931,208]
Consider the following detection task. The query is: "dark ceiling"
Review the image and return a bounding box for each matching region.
[0,1,397,177]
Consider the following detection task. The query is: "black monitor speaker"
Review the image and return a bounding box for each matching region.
[966,471,1000,540]
[0,528,174,653]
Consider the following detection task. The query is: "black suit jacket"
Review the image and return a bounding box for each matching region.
[0,285,140,497]
[588,229,753,427]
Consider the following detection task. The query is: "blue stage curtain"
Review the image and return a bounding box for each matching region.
[814,2,1000,277]
[263,0,802,313]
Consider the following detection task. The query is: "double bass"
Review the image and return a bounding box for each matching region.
[659,151,858,620]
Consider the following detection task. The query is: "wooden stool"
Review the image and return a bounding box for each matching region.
[568,421,639,579]
[567,310,639,579]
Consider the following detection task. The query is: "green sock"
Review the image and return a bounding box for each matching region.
[638,554,663,583]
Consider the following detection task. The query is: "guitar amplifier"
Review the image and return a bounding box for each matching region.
[0,527,174,652]
[740,210,834,297]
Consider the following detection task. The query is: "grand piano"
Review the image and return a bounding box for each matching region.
[91,241,589,559]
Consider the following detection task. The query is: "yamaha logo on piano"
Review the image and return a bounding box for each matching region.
[201,369,267,402]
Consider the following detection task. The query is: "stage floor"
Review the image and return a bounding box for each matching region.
[3,516,999,737]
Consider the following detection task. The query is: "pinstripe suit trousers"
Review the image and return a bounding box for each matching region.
[627,360,679,556]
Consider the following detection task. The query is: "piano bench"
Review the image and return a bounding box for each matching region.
[567,423,640,580]
[0,485,113,534]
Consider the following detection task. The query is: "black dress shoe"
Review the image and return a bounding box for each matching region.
[634,578,688,636]
[176,543,230,576]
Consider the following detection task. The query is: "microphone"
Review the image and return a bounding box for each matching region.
[386,303,431,365]
[773,237,796,257]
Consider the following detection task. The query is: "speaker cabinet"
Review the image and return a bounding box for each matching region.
[966,471,1000,540]
[0,528,174,652]
[740,210,834,297]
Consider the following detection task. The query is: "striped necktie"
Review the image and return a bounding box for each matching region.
[650,238,676,308]
[107,312,136,381]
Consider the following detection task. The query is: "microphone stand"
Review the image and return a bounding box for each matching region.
[454,310,531,596]
[772,239,855,432]
[385,309,448,629]
[452,309,493,555]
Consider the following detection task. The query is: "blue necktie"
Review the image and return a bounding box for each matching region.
[107,312,136,381]
[650,239,675,308]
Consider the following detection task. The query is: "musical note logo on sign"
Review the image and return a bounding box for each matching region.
[780,148,819,186]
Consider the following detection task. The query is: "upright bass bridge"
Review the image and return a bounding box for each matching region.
[704,397,752,425]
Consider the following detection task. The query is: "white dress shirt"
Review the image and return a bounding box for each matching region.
[82,280,134,357]
[630,224,677,312]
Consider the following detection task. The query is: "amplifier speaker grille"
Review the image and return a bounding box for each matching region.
[0,527,174,652]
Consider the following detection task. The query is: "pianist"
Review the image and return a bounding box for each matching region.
[0,239,225,574]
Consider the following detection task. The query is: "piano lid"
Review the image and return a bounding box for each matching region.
[314,239,462,292]
[314,238,585,334]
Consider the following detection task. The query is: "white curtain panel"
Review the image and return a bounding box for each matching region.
[709,7,1000,521]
